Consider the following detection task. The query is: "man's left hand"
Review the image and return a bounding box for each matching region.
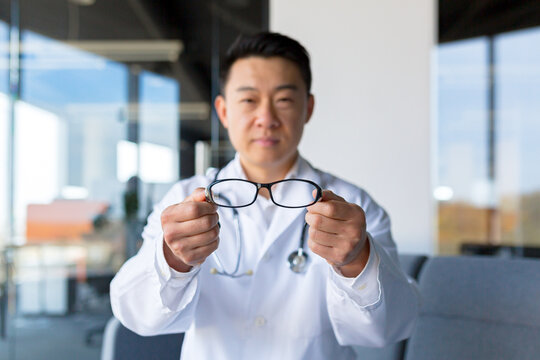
[305,190,370,278]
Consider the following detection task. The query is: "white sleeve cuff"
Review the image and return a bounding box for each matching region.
[155,232,200,285]
[153,233,201,312]
[329,233,382,308]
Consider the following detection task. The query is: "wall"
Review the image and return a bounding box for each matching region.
[271,0,436,254]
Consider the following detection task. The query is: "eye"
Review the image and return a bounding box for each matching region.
[240,98,256,104]
[276,98,294,108]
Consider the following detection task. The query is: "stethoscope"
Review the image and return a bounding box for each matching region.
[287,222,310,273]
[207,168,311,277]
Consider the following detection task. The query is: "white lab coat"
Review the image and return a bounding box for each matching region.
[110,155,419,360]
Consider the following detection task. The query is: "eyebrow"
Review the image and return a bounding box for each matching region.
[235,84,299,92]
[276,84,299,91]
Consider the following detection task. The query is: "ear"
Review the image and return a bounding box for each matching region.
[305,94,315,124]
[214,95,228,128]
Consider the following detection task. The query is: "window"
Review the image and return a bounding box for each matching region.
[0,19,8,245]
[436,27,540,254]
[0,1,268,358]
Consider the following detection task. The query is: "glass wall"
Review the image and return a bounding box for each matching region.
[0,0,268,358]
[1,18,8,247]
[495,28,540,247]
[436,38,490,254]
[436,26,540,254]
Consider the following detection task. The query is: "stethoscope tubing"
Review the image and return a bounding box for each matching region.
[211,207,247,277]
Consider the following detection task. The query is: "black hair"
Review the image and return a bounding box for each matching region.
[220,32,312,95]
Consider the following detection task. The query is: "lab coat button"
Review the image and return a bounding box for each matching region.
[254,316,266,327]
[356,283,367,291]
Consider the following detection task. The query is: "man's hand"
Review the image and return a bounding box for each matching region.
[305,190,370,278]
[161,188,220,273]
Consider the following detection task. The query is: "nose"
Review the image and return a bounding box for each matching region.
[254,99,280,128]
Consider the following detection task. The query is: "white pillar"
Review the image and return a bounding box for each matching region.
[270,0,436,254]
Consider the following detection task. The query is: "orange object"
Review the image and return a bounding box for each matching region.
[26,200,109,242]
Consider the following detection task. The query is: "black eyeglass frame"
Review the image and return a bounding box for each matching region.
[205,178,323,209]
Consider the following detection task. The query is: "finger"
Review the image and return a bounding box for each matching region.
[307,237,333,259]
[165,213,219,238]
[308,237,355,267]
[311,188,344,202]
[305,212,342,234]
[168,224,220,252]
[181,238,220,266]
[184,187,209,203]
[163,201,217,223]
[320,190,346,202]
[307,199,352,220]
[308,227,339,247]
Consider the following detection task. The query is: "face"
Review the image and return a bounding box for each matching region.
[215,56,314,176]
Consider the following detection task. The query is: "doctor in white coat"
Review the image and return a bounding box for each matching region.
[110,32,419,360]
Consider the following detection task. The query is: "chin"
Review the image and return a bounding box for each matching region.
[241,143,297,165]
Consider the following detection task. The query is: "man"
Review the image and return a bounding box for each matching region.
[111,32,419,360]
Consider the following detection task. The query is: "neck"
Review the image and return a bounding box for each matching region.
[240,152,299,184]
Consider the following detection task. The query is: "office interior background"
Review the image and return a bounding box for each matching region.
[0,0,539,358]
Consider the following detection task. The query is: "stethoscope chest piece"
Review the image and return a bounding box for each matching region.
[288,248,309,273]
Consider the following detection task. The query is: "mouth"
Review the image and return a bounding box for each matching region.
[253,137,280,147]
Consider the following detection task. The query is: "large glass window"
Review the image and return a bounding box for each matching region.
[436,38,490,254]
[437,27,540,254]
[16,30,129,236]
[495,27,540,247]
[138,70,180,210]
[0,1,268,358]
[0,19,6,93]
[11,30,130,358]
[0,19,8,246]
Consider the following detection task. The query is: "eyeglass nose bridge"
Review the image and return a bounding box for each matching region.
[255,183,272,199]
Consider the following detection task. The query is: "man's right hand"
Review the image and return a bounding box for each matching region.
[161,187,220,272]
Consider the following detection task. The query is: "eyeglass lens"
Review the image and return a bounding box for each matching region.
[210,180,257,207]
[270,181,318,207]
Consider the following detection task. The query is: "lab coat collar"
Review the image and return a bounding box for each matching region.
[215,153,323,260]
[215,152,321,187]
[227,152,301,181]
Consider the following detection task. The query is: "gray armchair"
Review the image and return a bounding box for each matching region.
[101,316,183,360]
[404,256,540,360]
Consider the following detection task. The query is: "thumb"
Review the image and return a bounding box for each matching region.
[319,189,345,202]
[184,187,208,203]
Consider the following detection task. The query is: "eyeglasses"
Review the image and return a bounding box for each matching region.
[205,178,322,208]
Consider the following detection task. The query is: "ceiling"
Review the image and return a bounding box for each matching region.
[440,0,540,43]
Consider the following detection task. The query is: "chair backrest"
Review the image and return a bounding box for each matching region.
[101,317,183,360]
[353,254,427,360]
[404,256,540,360]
